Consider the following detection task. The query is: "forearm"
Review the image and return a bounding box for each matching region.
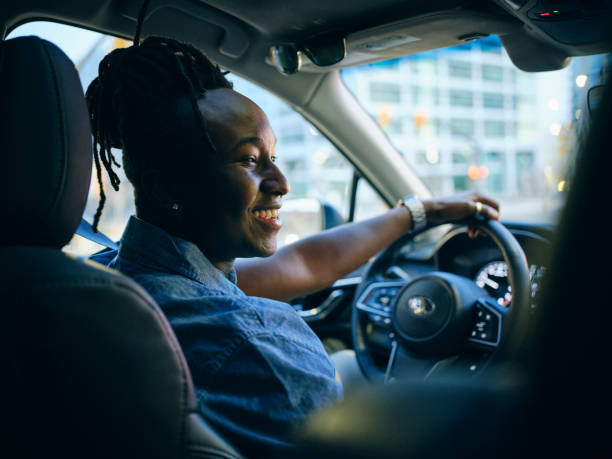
[236,192,498,301]
[236,207,413,301]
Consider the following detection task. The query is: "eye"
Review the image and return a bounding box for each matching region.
[241,155,257,166]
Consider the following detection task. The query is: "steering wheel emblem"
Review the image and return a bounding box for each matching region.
[407,296,436,317]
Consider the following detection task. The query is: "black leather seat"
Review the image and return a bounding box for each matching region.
[0,36,241,459]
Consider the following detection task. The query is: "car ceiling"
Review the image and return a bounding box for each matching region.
[1,1,610,107]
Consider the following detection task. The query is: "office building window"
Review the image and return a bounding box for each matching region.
[483,92,504,109]
[452,150,471,164]
[448,60,472,78]
[450,89,473,107]
[484,120,506,137]
[486,151,504,165]
[482,64,503,81]
[487,174,504,192]
[370,81,401,103]
[450,119,475,137]
[453,175,470,192]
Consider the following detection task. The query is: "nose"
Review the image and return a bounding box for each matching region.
[261,160,289,197]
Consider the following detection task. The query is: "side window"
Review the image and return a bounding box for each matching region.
[354,179,389,222]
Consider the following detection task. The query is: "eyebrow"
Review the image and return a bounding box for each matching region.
[229,136,278,153]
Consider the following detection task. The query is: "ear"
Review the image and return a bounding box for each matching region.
[139,169,181,213]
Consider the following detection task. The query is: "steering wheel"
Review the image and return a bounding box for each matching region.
[351,217,531,383]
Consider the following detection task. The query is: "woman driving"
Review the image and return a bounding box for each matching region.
[87,36,499,456]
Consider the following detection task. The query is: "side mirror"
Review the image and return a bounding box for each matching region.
[278,198,345,247]
[587,85,606,118]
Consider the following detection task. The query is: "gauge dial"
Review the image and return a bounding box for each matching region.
[475,261,545,308]
[475,261,513,307]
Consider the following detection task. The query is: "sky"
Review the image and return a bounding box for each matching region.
[7,20,103,63]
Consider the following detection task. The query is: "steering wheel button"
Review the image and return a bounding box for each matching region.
[369,313,383,323]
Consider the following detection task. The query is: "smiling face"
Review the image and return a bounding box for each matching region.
[178,88,289,263]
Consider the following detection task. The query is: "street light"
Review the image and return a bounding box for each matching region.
[575,74,588,88]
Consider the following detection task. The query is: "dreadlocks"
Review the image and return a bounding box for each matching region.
[85,36,232,231]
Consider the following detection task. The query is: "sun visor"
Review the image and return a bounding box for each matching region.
[266,9,521,73]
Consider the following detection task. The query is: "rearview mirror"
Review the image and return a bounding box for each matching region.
[271,33,346,75]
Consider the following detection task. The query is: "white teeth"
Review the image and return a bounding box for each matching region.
[253,208,279,219]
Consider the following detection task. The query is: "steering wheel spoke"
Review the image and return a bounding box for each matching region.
[384,341,453,384]
[466,297,507,349]
[355,281,406,318]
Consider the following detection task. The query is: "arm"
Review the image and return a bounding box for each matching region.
[236,192,499,301]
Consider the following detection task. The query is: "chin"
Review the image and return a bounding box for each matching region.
[253,239,277,258]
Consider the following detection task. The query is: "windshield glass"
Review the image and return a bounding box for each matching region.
[342,36,610,223]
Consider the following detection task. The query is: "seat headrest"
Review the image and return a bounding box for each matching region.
[0,36,92,248]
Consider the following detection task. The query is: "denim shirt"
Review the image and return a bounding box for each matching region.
[90,216,343,456]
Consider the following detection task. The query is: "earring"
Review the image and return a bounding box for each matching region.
[171,203,180,211]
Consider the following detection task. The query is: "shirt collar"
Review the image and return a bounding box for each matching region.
[118,216,243,295]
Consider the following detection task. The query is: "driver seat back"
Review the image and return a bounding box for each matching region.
[0,36,240,459]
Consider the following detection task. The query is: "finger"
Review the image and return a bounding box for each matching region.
[472,193,500,212]
[481,204,499,220]
[472,201,499,220]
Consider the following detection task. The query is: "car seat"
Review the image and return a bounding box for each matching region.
[0,36,241,459]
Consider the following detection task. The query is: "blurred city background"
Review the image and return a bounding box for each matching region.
[8,22,610,254]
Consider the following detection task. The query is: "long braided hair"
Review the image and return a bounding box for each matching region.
[85,36,232,231]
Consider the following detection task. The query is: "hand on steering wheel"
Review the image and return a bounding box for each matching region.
[423,192,500,238]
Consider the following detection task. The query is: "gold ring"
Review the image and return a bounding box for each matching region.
[475,202,483,215]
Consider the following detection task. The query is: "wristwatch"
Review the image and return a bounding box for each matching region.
[397,194,427,233]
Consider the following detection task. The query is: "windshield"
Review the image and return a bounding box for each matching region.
[341,36,610,223]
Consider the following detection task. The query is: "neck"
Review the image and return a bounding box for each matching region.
[210,259,235,276]
[136,209,237,275]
